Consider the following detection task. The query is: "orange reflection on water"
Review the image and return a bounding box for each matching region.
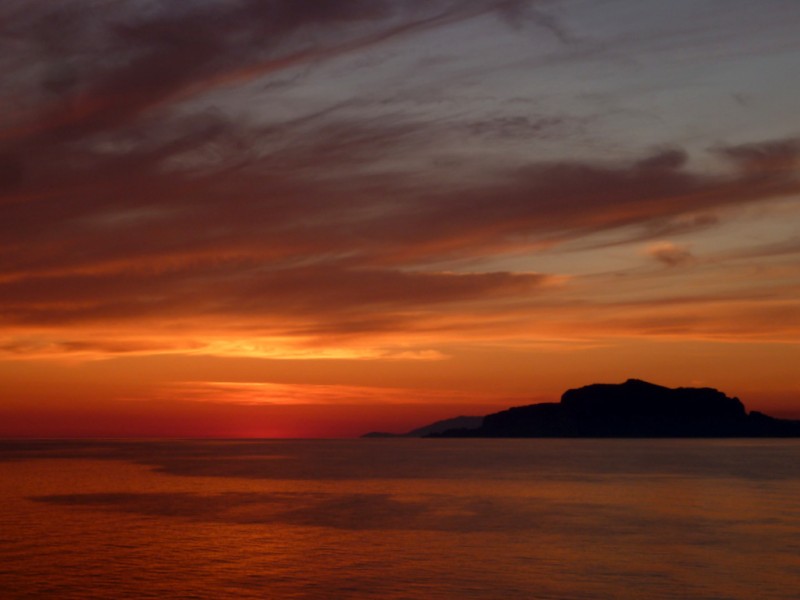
[1,439,799,598]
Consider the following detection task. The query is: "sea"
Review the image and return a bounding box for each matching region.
[1,439,799,599]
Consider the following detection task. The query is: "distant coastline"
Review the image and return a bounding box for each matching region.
[361,415,484,438]
[363,379,800,438]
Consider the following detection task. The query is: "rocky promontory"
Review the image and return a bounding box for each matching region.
[427,379,800,438]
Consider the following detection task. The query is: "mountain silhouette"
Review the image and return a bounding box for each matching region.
[403,379,800,438]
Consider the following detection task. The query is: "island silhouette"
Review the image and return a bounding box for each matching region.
[362,415,484,438]
[363,379,800,438]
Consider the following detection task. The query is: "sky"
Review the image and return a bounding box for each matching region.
[1,0,799,437]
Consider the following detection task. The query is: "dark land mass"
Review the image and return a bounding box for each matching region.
[362,416,484,438]
[366,380,800,438]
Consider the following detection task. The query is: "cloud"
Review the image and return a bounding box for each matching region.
[3,2,387,141]
[157,380,494,407]
[714,138,800,173]
[1,134,798,350]
[584,298,800,343]
[1,0,551,144]
[2,1,799,356]
[355,142,800,264]
[718,237,800,262]
[0,336,196,357]
[497,0,575,44]
[645,242,696,268]
[0,152,24,194]
[466,115,582,141]
[0,263,553,325]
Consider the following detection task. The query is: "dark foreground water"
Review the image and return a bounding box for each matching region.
[1,439,799,599]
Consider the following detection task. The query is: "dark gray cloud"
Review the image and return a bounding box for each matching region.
[1,129,798,338]
[714,138,800,172]
[2,1,799,348]
[0,260,550,330]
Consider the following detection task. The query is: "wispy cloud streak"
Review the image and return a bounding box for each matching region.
[1,0,799,361]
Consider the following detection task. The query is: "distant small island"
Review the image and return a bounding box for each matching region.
[363,379,800,438]
[362,415,484,438]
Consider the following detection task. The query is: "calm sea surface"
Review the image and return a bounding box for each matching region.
[1,439,799,599]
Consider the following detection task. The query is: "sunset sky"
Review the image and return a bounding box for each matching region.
[1,0,799,437]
